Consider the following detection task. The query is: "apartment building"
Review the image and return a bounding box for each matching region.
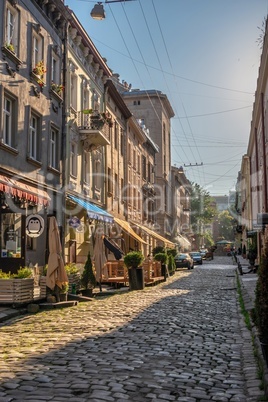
[0,0,68,272]
[112,77,175,241]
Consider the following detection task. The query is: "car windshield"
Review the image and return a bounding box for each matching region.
[190,252,200,256]
[178,254,187,258]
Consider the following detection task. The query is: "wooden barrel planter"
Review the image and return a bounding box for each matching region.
[0,278,34,305]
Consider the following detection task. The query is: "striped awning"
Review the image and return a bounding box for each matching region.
[68,195,114,223]
[0,174,50,206]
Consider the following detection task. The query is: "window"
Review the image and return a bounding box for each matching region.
[70,142,77,177]
[83,150,90,184]
[3,94,17,148]
[5,5,19,54]
[51,52,61,87]
[32,32,43,70]
[114,122,118,150]
[120,129,124,156]
[1,213,22,258]
[107,167,112,194]
[114,173,118,198]
[49,127,59,170]
[142,155,146,180]
[70,74,77,110]
[29,112,41,161]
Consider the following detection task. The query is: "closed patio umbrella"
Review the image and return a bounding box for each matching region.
[93,233,107,284]
[46,216,68,292]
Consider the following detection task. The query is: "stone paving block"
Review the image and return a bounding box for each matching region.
[0,260,267,401]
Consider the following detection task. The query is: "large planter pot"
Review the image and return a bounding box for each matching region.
[39,276,47,299]
[260,341,268,368]
[59,293,68,302]
[128,267,144,291]
[0,278,34,305]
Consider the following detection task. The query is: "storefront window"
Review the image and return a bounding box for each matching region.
[1,213,21,258]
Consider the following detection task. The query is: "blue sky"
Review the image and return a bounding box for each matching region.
[65,0,268,196]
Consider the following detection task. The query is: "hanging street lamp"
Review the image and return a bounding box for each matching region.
[90,0,136,20]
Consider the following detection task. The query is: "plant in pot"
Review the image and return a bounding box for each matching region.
[154,252,168,280]
[81,252,96,297]
[247,243,257,268]
[124,251,144,291]
[59,283,69,302]
[254,242,268,367]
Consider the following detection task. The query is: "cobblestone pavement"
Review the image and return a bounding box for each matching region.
[0,257,265,402]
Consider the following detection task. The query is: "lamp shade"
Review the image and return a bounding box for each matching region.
[90,3,106,20]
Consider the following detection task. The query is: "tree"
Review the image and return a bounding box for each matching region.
[190,183,215,227]
[81,252,96,290]
[217,210,236,241]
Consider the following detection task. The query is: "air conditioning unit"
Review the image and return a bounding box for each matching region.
[257,213,268,225]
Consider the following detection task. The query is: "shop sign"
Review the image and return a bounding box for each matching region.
[26,214,45,238]
[68,216,81,228]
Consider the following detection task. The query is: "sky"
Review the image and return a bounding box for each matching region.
[65,0,268,196]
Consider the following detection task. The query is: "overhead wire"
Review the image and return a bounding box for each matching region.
[150,0,204,185]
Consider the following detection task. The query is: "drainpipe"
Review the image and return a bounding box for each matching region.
[254,127,260,213]
[261,92,268,211]
[60,20,69,251]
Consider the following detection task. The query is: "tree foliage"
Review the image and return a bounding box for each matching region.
[217,210,236,241]
[190,183,215,227]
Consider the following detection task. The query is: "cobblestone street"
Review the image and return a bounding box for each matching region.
[0,257,265,401]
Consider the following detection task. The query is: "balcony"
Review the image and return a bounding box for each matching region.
[77,111,111,150]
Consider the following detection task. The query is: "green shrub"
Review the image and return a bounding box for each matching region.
[15,267,33,279]
[0,270,12,279]
[167,248,177,257]
[64,262,79,275]
[81,252,96,289]
[152,246,165,256]
[124,251,144,268]
[154,252,168,264]
[168,254,176,274]
[254,243,268,343]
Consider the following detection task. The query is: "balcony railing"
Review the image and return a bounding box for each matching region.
[77,111,111,148]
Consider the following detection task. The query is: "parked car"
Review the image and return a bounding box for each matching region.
[174,253,194,270]
[189,251,203,265]
[199,249,208,259]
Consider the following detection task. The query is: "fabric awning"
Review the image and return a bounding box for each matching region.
[0,174,50,206]
[68,195,114,223]
[114,217,147,244]
[177,234,191,248]
[130,221,175,248]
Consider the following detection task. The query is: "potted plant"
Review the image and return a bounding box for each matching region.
[33,60,46,76]
[64,262,81,294]
[154,252,168,280]
[254,242,268,367]
[59,283,69,301]
[81,252,96,297]
[51,82,64,95]
[5,42,15,53]
[247,244,257,267]
[0,267,34,304]
[124,251,144,291]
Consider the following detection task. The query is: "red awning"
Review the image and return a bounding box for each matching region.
[0,174,51,206]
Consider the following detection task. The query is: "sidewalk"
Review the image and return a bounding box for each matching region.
[236,254,258,311]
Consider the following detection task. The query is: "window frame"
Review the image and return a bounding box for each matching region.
[32,28,44,74]
[2,91,17,149]
[5,3,19,55]
[28,109,42,162]
[70,142,77,178]
[49,125,60,171]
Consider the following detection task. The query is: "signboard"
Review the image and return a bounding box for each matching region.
[26,214,45,238]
